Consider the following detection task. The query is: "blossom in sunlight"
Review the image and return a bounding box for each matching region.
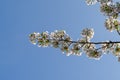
[101,42,113,54]
[61,35,72,46]
[105,17,120,32]
[51,40,60,48]
[97,0,113,4]
[60,43,70,55]
[86,0,97,5]
[37,38,50,47]
[86,49,102,60]
[96,0,120,19]
[83,44,96,52]
[29,32,40,45]
[29,31,51,47]
[100,2,114,16]
[70,43,82,56]
[81,28,94,39]
[39,31,51,47]
[113,19,120,31]
[55,33,72,48]
[50,30,66,40]
[112,43,120,57]
[105,17,115,32]
[41,31,49,39]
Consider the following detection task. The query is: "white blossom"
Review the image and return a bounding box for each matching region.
[61,43,70,54]
[71,43,82,56]
[83,44,96,52]
[101,43,114,54]
[112,43,120,57]
[86,49,102,60]
[41,31,49,39]
[50,30,66,40]
[51,40,59,48]
[29,32,39,45]
[86,0,97,5]
[81,28,94,39]
[105,17,120,32]
[97,0,112,4]
[100,2,114,16]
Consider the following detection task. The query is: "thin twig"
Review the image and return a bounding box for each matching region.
[60,40,120,44]
[117,30,120,35]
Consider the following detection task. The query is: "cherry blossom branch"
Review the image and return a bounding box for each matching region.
[29,29,120,61]
[29,0,120,61]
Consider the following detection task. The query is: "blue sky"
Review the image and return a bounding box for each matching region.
[1,0,120,80]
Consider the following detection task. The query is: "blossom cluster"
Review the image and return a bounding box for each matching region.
[100,1,120,33]
[29,0,120,62]
[105,17,120,32]
[86,0,113,5]
[86,0,120,34]
[29,28,120,61]
[81,28,94,40]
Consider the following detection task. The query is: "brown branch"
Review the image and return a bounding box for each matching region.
[58,40,120,44]
[117,30,120,35]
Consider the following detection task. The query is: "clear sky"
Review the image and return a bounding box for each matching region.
[1,0,120,80]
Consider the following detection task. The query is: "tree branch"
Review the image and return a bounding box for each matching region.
[117,30,120,35]
[59,40,120,44]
